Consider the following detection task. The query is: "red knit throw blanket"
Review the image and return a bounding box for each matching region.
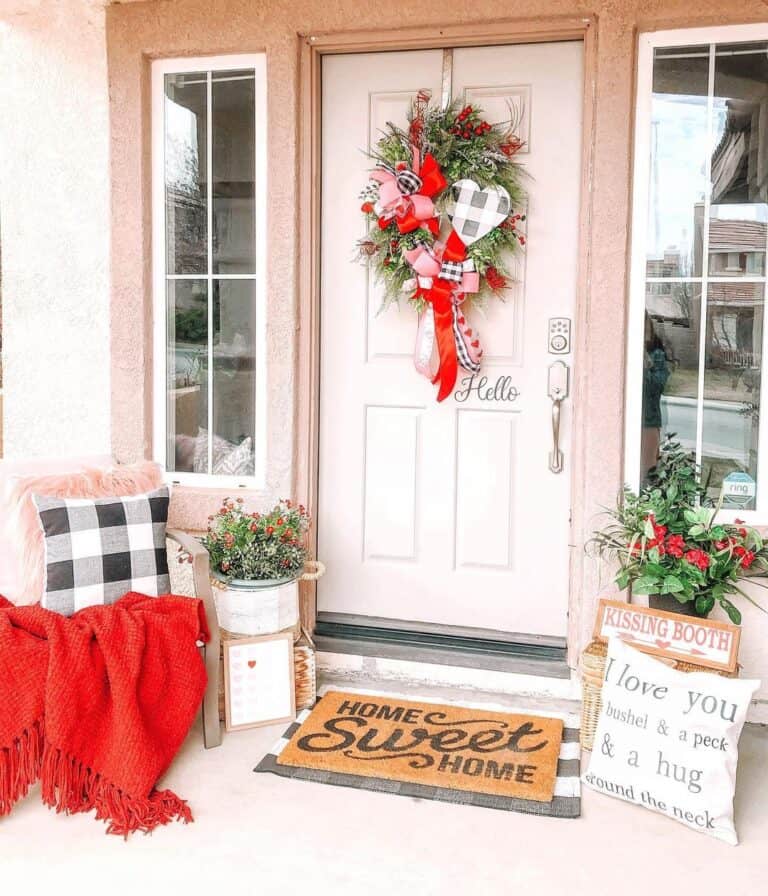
[0,593,209,836]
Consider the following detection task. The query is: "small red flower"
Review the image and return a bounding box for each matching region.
[741,550,756,569]
[277,518,284,526]
[519,236,526,245]
[266,526,274,536]
[666,534,685,558]
[250,523,258,533]
[714,540,729,551]
[485,266,507,291]
[684,549,710,571]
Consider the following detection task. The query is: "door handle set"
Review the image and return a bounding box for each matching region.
[547,360,569,474]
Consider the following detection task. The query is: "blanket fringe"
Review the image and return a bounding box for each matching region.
[0,719,45,816]
[1,733,192,837]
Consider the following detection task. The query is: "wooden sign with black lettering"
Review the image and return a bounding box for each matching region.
[594,598,740,673]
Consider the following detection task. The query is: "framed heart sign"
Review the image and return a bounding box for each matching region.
[223,631,296,731]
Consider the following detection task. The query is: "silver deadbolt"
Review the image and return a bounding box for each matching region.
[547,361,570,474]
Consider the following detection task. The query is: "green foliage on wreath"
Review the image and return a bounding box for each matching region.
[360,100,527,312]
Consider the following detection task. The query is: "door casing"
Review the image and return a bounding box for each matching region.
[294,17,599,668]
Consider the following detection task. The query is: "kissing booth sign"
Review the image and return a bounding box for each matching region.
[358,92,526,401]
[594,599,741,674]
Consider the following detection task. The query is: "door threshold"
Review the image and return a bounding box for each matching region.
[314,613,570,679]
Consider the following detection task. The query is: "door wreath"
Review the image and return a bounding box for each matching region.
[358,90,527,401]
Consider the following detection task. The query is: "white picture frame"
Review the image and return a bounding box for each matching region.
[223,631,296,732]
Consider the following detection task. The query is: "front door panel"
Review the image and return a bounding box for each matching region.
[317,42,584,637]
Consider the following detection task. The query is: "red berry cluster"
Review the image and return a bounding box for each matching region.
[449,105,492,140]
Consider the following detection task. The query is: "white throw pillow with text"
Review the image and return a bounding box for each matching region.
[583,637,758,845]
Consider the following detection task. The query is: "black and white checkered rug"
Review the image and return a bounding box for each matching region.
[255,690,581,818]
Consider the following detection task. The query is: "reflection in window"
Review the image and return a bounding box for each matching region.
[639,41,768,512]
[162,66,260,479]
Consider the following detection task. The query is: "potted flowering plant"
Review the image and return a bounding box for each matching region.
[203,498,323,635]
[590,439,768,624]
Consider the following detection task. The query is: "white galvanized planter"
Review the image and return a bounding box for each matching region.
[211,561,325,636]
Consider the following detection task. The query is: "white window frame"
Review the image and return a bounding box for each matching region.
[626,23,768,523]
[151,54,268,489]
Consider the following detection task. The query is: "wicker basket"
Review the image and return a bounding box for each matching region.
[579,638,738,751]
[218,626,317,723]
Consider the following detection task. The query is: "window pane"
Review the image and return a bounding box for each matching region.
[641,281,702,481]
[165,73,208,274]
[701,282,763,509]
[212,71,255,274]
[646,47,709,278]
[167,279,208,473]
[709,203,767,276]
[211,280,256,476]
[709,44,768,279]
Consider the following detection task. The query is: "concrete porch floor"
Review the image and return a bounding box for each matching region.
[0,679,765,895]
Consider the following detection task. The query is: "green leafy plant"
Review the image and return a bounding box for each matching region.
[202,498,310,581]
[358,97,527,312]
[589,437,768,624]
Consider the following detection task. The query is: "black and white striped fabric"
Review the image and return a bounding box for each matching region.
[34,488,171,616]
[256,690,581,818]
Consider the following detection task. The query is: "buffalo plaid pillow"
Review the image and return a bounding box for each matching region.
[33,487,171,616]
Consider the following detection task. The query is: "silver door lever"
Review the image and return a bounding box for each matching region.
[547,361,569,474]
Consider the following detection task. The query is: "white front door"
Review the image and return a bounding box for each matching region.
[317,41,584,638]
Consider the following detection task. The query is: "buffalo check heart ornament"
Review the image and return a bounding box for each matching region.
[448,179,512,245]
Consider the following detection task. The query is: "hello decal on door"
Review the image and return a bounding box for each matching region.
[358,91,527,401]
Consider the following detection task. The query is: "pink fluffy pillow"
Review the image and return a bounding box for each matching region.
[2,461,164,605]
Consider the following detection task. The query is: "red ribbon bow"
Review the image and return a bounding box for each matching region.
[372,153,446,235]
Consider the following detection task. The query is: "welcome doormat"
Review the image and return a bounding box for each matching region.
[255,690,581,817]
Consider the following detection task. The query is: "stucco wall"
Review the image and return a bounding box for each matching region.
[0,0,112,458]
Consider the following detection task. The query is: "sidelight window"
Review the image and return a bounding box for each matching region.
[627,27,768,519]
[151,55,267,486]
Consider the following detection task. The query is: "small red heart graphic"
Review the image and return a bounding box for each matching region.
[655,639,670,649]
[247,660,256,669]
[471,340,479,348]
[465,328,473,337]
[458,316,465,325]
